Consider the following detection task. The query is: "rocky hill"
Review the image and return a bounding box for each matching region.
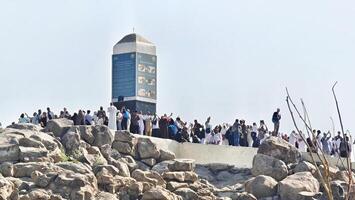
[0,119,353,200]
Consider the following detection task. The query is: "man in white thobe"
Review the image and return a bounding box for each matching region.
[107,103,118,130]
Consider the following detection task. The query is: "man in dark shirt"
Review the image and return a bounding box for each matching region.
[272,108,281,136]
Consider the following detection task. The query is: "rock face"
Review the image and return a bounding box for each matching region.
[258,136,301,164]
[251,153,288,181]
[278,172,320,200]
[245,175,278,198]
[2,123,255,200]
[45,118,73,137]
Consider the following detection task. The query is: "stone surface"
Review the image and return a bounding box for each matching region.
[45,118,73,137]
[91,125,114,147]
[174,187,199,200]
[137,138,160,159]
[159,149,176,162]
[251,153,288,181]
[244,175,278,199]
[142,187,182,200]
[258,136,301,164]
[168,159,195,172]
[293,161,317,175]
[278,172,319,200]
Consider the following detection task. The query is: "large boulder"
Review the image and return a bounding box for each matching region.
[91,125,114,147]
[137,138,160,159]
[244,175,278,199]
[159,149,176,162]
[251,154,288,181]
[112,141,133,155]
[278,172,319,200]
[61,131,81,153]
[115,130,136,144]
[0,135,20,163]
[258,136,301,164]
[293,161,316,175]
[45,118,73,137]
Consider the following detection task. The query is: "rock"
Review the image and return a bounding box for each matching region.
[298,191,322,200]
[136,161,151,171]
[0,162,14,177]
[0,135,20,163]
[91,125,114,147]
[114,130,136,143]
[151,161,173,174]
[166,182,189,191]
[142,187,182,200]
[0,176,15,200]
[137,138,160,159]
[317,165,339,181]
[244,175,278,198]
[334,170,355,183]
[26,189,51,200]
[19,146,49,162]
[18,137,45,149]
[293,161,317,175]
[110,160,130,177]
[81,147,108,167]
[168,159,195,172]
[95,192,119,200]
[207,163,233,174]
[251,154,288,181]
[45,118,73,137]
[112,141,133,155]
[118,182,143,200]
[174,188,199,200]
[7,123,42,132]
[234,192,257,200]
[61,131,81,153]
[132,169,166,187]
[141,158,157,167]
[159,149,176,162]
[162,171,198,183]
[330,180,346,200]
[69,125,95,145]
[93,165,120,177]
[278,172,319,200]
[31,170,53,188]
[258,136,301,164]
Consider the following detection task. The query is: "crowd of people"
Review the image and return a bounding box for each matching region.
[12,104,353,158]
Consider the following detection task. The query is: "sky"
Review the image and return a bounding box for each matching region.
[0,0,355,135]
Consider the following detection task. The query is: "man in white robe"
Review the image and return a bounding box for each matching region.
[107,103,118,130]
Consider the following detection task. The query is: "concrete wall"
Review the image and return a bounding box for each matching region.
[138,135,355,169]
[139,135,257,168]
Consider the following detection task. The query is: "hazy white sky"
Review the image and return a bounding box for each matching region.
[0,1,354,134]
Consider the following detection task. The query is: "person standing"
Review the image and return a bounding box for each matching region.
[138,111,145,135]
[116,110,123,130]
[231,119,240,146]
[121,108,129,130]
[144,112,153,136]
[19,113,30,123]
[107,103,118,130]
[152,113,160,137]
[272,108,281,136]
[47,107,54,120]
[85,110,93,125]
